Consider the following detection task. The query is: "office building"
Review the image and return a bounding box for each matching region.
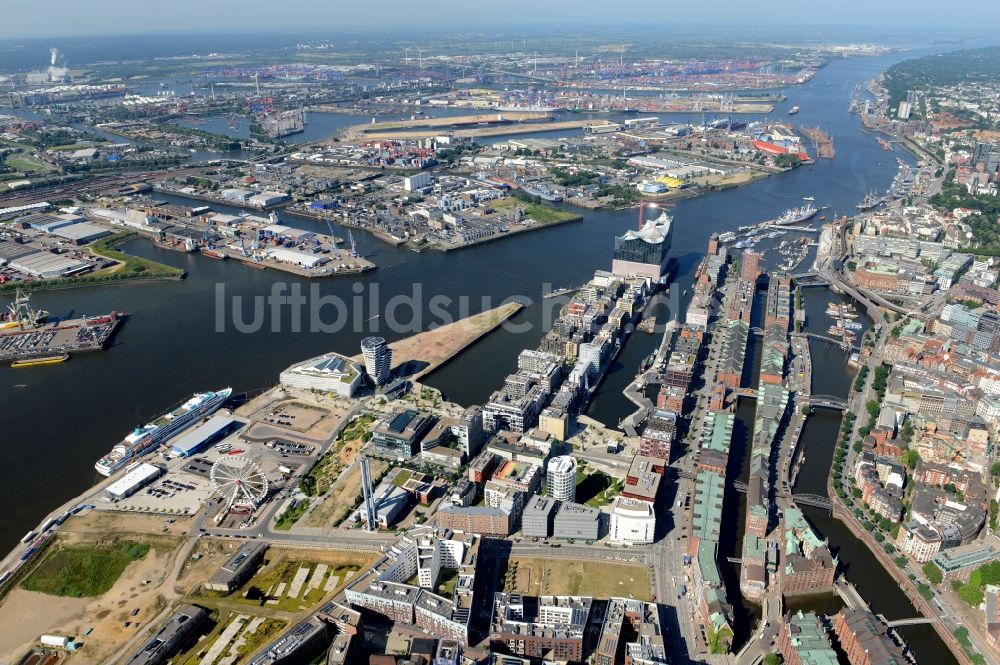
[372,409,435,459]
[124,605,207,665]
[280,351,363,397]
[552,501,599,541]
[621,455,665,504]
[362,336,393,386]
[205,542,268,593]
[522,495,557,538]
[609,496,656,545]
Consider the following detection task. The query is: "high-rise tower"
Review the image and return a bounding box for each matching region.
[361,336,392,386]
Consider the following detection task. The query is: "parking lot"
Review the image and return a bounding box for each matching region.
[104,468,215,516]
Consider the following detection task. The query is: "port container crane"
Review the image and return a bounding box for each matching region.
[348,229,358,258]
[322,216,338,250]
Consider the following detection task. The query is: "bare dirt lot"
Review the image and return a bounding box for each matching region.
[59,510,193,539]
[0,534,181,664]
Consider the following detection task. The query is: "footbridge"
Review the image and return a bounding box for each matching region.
[885,617,938,628]
[791,331,858,351]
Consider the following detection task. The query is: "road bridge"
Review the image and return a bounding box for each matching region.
[836,579,871,611]
[791,494,834,510]
[819,267,907,317]
[803,394,849,410]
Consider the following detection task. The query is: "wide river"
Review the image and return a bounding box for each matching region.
[0,40,987,662]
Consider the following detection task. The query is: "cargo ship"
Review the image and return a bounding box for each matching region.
[771,204,818,227]
[519,184,563,202]
[95,387,232,476]
[200,247,228,260]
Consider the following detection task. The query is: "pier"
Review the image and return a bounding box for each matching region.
[0,309,125,364]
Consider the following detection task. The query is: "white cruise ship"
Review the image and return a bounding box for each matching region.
[95,388,232,476]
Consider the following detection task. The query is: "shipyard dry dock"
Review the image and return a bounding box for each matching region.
[0,313,124,363]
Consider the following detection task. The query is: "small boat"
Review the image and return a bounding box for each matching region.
[11,353,70,368]
[788,106,800,115]
[802,196,815,201]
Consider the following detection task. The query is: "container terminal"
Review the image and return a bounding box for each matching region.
[0,289,124,364]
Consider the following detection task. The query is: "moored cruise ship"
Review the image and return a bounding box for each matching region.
[95,388,232,476]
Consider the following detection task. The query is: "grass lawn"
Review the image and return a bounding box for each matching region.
[22,540,148,597]
[435,568,460,597]
[503,557,650,600]
[391,468,414,488]
[576,470,623,508]
[492,197,581,225]
[89,232,184,278]
[229,557,365,613]
[273,499,310,531]
[172,610,285,665]
[5,154,53,175]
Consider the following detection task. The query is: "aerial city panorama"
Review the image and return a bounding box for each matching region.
[1,2,1000,664]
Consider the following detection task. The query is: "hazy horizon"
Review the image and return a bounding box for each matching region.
[2,0,999,39]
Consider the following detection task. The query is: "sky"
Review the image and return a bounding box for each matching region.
[1,0,998,38]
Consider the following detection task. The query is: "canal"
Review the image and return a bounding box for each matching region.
[785,285,957,664]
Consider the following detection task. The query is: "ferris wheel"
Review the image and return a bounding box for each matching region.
[211,456,269,511]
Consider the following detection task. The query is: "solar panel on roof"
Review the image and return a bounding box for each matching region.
[388,410,417,433]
